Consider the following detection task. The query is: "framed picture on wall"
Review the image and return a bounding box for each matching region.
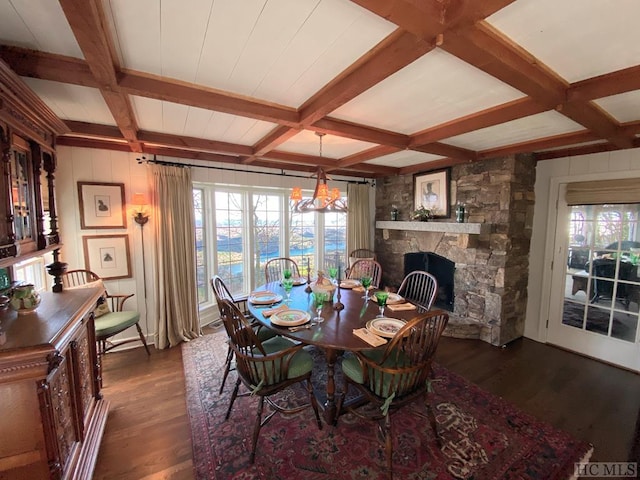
[78,182,127,229]
[83,234,132,280]
[413,168,450,218]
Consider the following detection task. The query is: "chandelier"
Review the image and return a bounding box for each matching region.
[290,132,348,213]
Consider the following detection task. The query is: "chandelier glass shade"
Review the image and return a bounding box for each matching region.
[290,133,348,213]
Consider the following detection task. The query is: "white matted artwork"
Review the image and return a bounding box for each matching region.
[78,182,127,229]
[413,168,450,218]
[83,234,131,280]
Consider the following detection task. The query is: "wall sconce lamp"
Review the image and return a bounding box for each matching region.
[132,193,150,227]
[132,193,150,299]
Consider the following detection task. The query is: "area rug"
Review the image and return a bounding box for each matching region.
[183,331,593,480]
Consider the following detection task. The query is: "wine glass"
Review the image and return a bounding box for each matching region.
[282,278,294,304]
[283,269,292,280]
[374,291,389,318]
[360,276,372,300]
[312,292,327,323]
[327,267,338,285]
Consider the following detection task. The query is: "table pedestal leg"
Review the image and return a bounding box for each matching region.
[324,348,338,425]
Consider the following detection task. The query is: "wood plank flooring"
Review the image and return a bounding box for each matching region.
[93,330,640,479]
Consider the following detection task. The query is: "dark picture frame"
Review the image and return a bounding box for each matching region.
[413,168,450,218]
[83,234,132,280]
[78,182,127,229]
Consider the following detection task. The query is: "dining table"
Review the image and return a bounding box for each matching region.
[247,279,423,425]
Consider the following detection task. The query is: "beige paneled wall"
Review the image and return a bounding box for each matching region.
[526,147,640,342]
[56,146,154,347]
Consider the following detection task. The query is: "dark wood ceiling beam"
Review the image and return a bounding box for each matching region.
[398,157,472,176]
[118,70,300,127]
[262,151,396,176]
[0,46,98,87]
[312,117,409,148]
[410,97,547,146]
[558,101,632,148]
[479,130,600,159]
[65,120,123,139]
[59,0,142,152]
[534,142,618,161]
[412,142,476,161]
[338,145,402,168]
[138,131,254,156]
[298,29,435,126]
[568,64,640,102]
[56,136,131,151]
[249,125,302,160]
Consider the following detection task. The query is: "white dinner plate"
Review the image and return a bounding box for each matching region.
[366,318,407,338]
[270,309,311,327]
[371,292,404,305]
[249,291,283,305]
[292,277,306,286]
[340,279,361,289]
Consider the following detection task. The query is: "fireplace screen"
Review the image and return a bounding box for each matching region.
[404,252,455,311]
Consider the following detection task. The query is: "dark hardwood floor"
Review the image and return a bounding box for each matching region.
[93,329,640,479]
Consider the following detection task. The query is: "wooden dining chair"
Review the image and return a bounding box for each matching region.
[337,309,449,479]
[62,269,151,384]
[219,299,322,463]
[210,275,276,394]
[347,259,383,288]
[346,248,377,277]
[264,257,300,283]
[397,270,438,310]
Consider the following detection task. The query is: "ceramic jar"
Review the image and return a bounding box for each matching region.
[9,284,41,315]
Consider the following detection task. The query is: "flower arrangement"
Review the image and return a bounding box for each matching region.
[411,205,433,221]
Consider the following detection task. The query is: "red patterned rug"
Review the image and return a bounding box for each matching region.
[183,331,593,479]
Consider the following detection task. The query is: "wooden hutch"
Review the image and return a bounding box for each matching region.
[0,59,108,478]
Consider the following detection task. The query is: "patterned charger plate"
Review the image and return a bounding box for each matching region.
[371,293,404,305]
[340,279,361,289]
[366,318,407,338]
[271,309,311,327]
[249,291,283,305]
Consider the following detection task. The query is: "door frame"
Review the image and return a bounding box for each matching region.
[540,176,640,372]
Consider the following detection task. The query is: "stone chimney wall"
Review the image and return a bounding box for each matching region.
[374,155,536,346]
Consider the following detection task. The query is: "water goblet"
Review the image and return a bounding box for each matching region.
[374,291,389,318]
[360,276,372,300]
[312,292,327,323]
[328,267,338,285]
[283,278,294,304]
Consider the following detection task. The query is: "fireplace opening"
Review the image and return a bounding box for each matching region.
[404,252,455,311]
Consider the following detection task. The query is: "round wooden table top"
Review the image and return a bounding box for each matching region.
[248,281,421,351]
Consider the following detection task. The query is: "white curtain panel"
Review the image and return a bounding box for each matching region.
[151,164,200,348]
[347,183,372,255]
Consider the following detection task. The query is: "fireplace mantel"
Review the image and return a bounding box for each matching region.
[376,220,491,235]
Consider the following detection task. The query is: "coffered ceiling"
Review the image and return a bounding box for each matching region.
[1,0,639,178]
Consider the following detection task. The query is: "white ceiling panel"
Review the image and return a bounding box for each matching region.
[365,150,443,168]
[487,0,640,83]
[131,96,276,145]
[22,78,115,125]
[332,48,525,134]
[279,130,376,158]
[0,0,82,58]
[444,111,584,151]
[595,91,640,124]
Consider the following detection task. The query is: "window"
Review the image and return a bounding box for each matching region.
[194,184,346,303]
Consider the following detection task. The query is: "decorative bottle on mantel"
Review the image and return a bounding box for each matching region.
[9,284,41,315]
[455,203,466,223]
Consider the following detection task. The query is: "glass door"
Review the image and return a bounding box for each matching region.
[548,199,640,371]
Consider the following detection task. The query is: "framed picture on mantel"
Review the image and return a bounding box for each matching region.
[413,169,450,218]
[78,182,127,229]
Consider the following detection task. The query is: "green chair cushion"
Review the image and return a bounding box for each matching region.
[250,336,313,385]
[95,311,140,338]
[255,325,277,342]
[342,349,415,398]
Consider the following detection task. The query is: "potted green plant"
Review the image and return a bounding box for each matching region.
[411,205,433,222]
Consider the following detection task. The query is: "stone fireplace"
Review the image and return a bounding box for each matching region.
[374,155,536,346]
[404,251,455,311]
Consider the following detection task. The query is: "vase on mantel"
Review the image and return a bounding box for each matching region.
[9,284,41,315]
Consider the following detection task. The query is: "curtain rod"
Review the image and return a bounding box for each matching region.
[136,155,373,185]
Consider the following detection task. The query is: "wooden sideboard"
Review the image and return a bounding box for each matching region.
[0,288,108,479]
